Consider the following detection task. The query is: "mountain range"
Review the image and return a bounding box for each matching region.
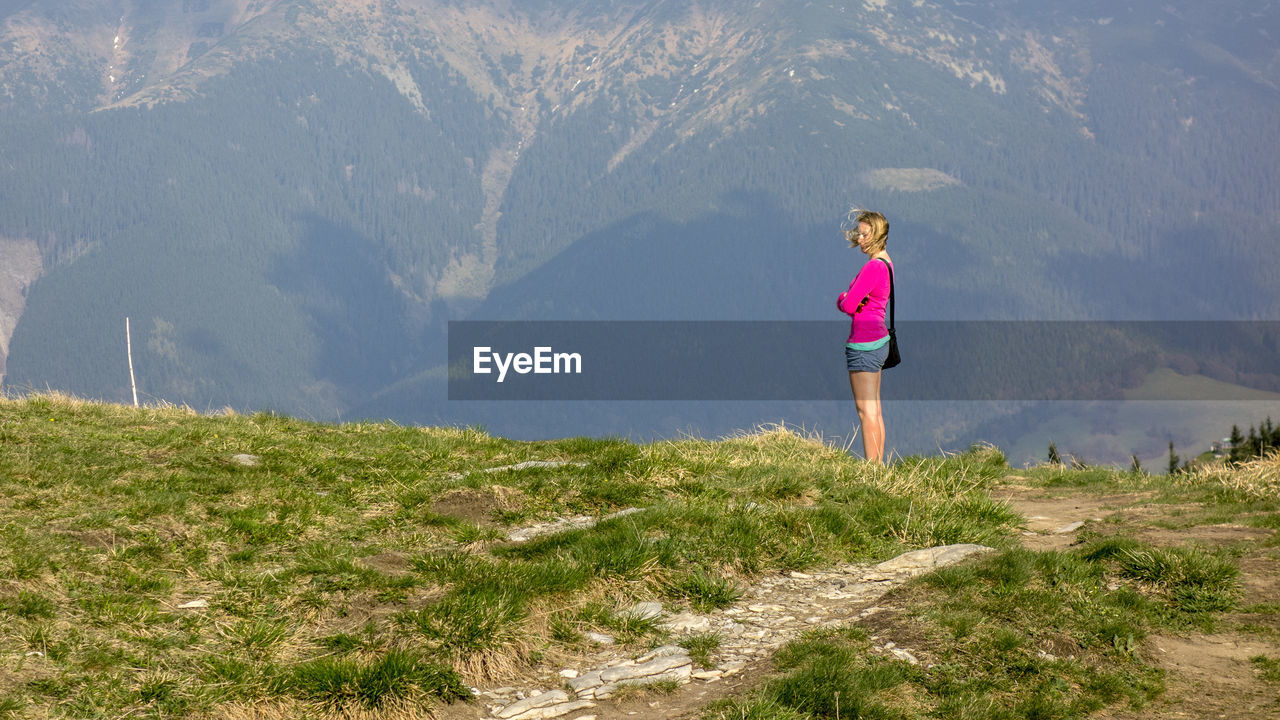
[1,0,1277,462]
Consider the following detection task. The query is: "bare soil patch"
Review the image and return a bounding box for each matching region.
[1237,553,1280,609]
[61,528,118,549]
[1096,632,1280,720]
[429,487,524,527]
[994,487,1151,529]
[995,488,1152,550]
[359,550,411,576]
[1133,523,1273,548]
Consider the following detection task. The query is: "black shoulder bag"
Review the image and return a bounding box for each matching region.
[877,258,900,369]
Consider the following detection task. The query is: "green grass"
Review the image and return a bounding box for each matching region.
[706,453,1277,720]
[0,394,1020,718]
[713,548,1170,720]
[678,632,723,669]
[1114,546,1239,618]
[609,678,683,699]
[767,629,910,720]
[279,649,470,708]
[660,570,744,611]
[1251,655,1280,684]
[8,397,1268,720]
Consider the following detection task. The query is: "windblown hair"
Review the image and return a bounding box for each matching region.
[845,209,889,254]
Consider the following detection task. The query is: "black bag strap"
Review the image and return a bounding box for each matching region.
[877,258,894,331]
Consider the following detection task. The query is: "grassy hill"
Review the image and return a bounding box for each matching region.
[2,394,1277,718]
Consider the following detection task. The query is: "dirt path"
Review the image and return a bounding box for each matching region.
[999,482,1280,720]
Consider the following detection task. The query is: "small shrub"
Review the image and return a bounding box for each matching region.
[1088,618,1146,655]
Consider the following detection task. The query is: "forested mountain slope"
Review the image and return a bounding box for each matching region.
[0,0,1276,437]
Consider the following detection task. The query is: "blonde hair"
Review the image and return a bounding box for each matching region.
[845,209,889,254]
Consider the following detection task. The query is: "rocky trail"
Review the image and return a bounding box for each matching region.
[437,544,993,720]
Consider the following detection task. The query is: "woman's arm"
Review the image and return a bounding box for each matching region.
[838,261,888,315]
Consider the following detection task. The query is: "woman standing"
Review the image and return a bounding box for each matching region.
[836,210,892,464]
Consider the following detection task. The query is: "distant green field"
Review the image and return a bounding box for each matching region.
[1124,368,1280,402]
[993,367,1280,468]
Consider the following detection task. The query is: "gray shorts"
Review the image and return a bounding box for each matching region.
[845,343,889,373]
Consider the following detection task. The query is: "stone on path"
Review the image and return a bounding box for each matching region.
[889,647,919,664]
[663,612,711,633]
[506,700,595,720]
[447,460,590,481]
[495,690,569,719]
[1053,521,1085,534]
[488,460,588,473]
[507,507,643,543]
[863,543,994,580]
[230,454,260,467]
[621,601,664,620]
[599,654,690,683]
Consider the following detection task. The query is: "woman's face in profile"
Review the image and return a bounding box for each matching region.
[854,222,873,254]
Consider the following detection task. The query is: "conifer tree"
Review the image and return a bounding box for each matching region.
[1167,441,1180,476]
[1248,425,1262,460]
[1229,425,1246,464]
[1130,454,1143,475]
[1048,441,1061,466]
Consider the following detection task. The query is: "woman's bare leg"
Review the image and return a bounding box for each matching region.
[849,370,885,463]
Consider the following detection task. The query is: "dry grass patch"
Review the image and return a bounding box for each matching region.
[1181,452,1280,501]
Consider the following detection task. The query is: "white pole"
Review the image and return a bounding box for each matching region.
[126,317,138,407]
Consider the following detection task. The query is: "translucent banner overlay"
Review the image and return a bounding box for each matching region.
[447,321,1280,401]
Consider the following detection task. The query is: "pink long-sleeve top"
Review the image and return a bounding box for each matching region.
[837,258,891,344]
